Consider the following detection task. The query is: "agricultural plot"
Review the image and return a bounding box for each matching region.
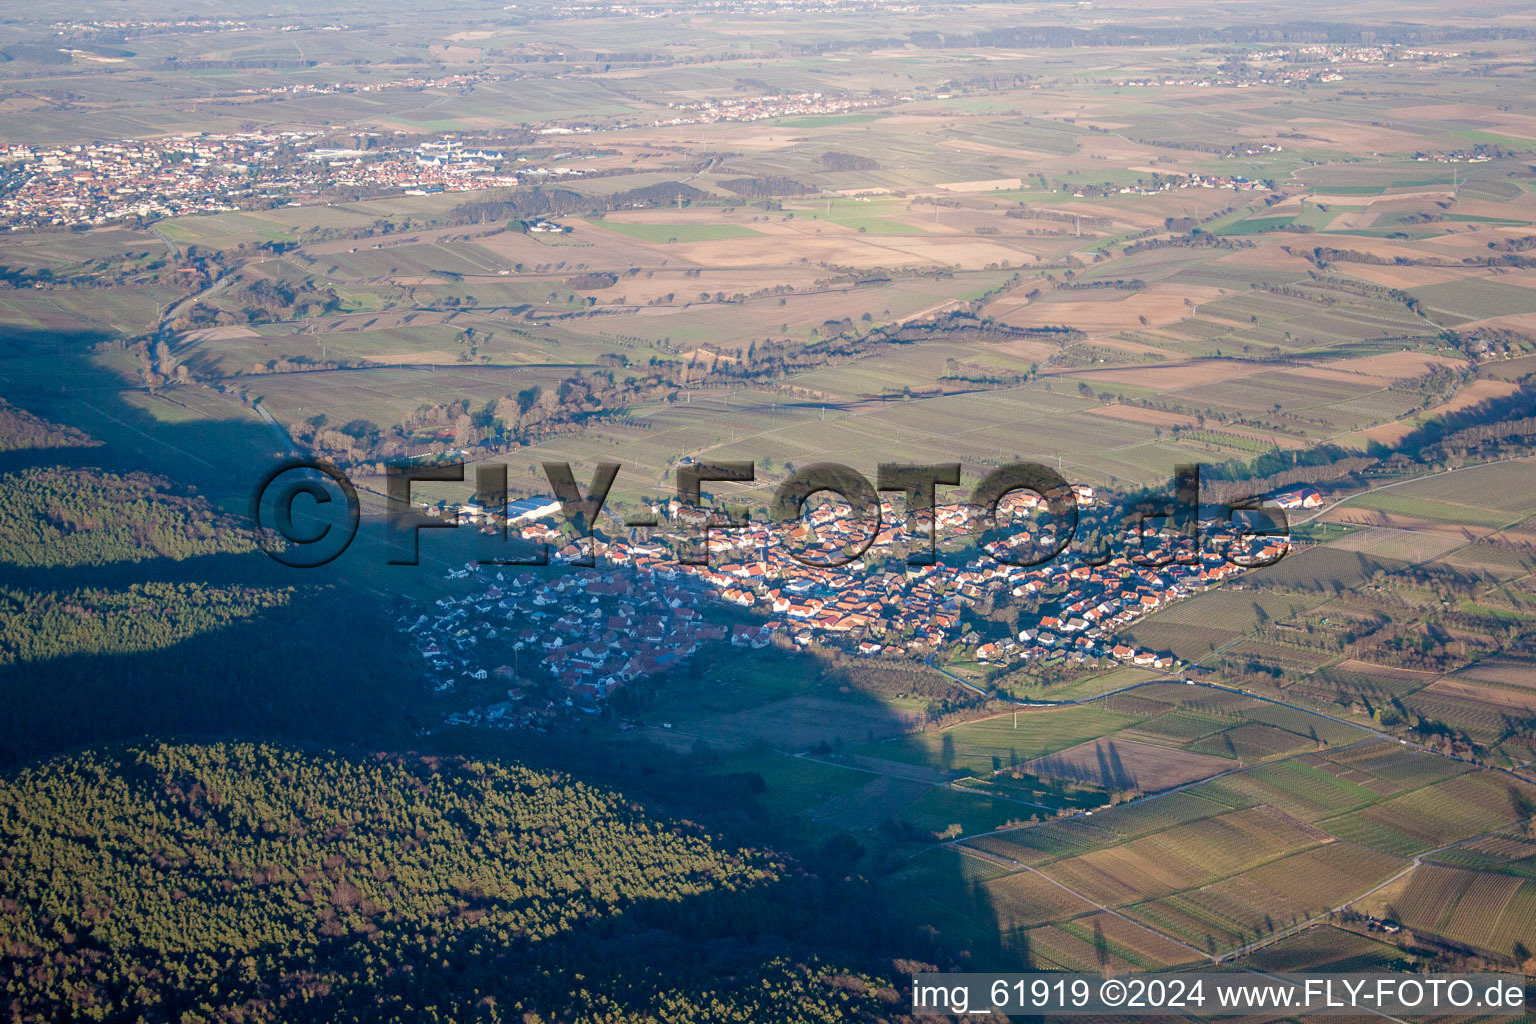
[961,790,1238,868]
[1020,920,1146,972]
[1008,665,1164,702]
[1240,924,1410,972]
[1429,657,1536,714]
[1119,586,1327,661]
[1352,493,1522,530]
[1410,279,1536,322]
[712,753,871,817]
[1430,833,1536,879]
[248,364,577,437]
[1313,740,1468,792]
[1402,686,1536,754]
[1191,756,1383,822]
[586,221,765,243]
[1187,722,1320,763]
[1034,805,1330,908]
[1120,709,1232,745]
[949,730,1522,962]
[894,786,1032,838]
[854,705,1144,778]
[1367,863,1536,960]
[1439,541,1536,577]
[1128,841,1408,955]
[1285,660,1437,713]
[1321,770,1536,857]
[1020,737,1234,793]
[646,692,913,754]
[981,869,1100,932]
[882,846,1017,954]
[1236,703,1365,745]
[1056,911,1201,970]
[1371,459,1536,516]
[1222,639,1336,674]
[805,775,931,831]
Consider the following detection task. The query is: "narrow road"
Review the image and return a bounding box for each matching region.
[252,400,300,455]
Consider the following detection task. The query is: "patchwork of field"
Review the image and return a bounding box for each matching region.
[10,11,1536,990]
[945,739,1536,961]
[51,81,1536,515]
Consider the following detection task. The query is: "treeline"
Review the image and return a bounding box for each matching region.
[451,181,713,229]
[0,398,98,452]
[159,57,317,69]
[1202,378,1536,500]
[1202,454,1378,504]
[1055,278,1146,292]
[1006,207,1114,229]
[1297,244,1536,270]
[0,741,909,1024]
[821,151,880,172]
[719,175,816,198]
[1124,231,1253,256]
[169,277,339,332]
[0,467,254,568]
[0,586,422,767]
[0,582,287,665]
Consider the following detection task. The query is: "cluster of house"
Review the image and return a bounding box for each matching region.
[0,131,589,229]
[1272,487,1324,511]
[236,72,501,98]
[0,131,317,229]
[649,91,886,127]
[1115,71,1344,89]
[1095,172,1269,198]
[414,484,1294,724]
[1288,45,1462,63]
[567,0,919,20]
[49,16,251,30]
[415,565,752,726]
[1413,150,1494,164]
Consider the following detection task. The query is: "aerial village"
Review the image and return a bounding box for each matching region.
[0,132,588,229]
[409,485,1310,729]
[0,87,891,230]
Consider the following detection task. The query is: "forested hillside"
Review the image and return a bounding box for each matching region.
[0,467,253,568]
[0,398,97,452]
[0,742,905,1024]
[0,582,289,664]
[0,585,425,767]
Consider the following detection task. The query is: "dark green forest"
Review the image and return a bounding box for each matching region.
[0,398,97,452]
[0,742,910,1024]
[0,582,289,664]
[0,467,253,568]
